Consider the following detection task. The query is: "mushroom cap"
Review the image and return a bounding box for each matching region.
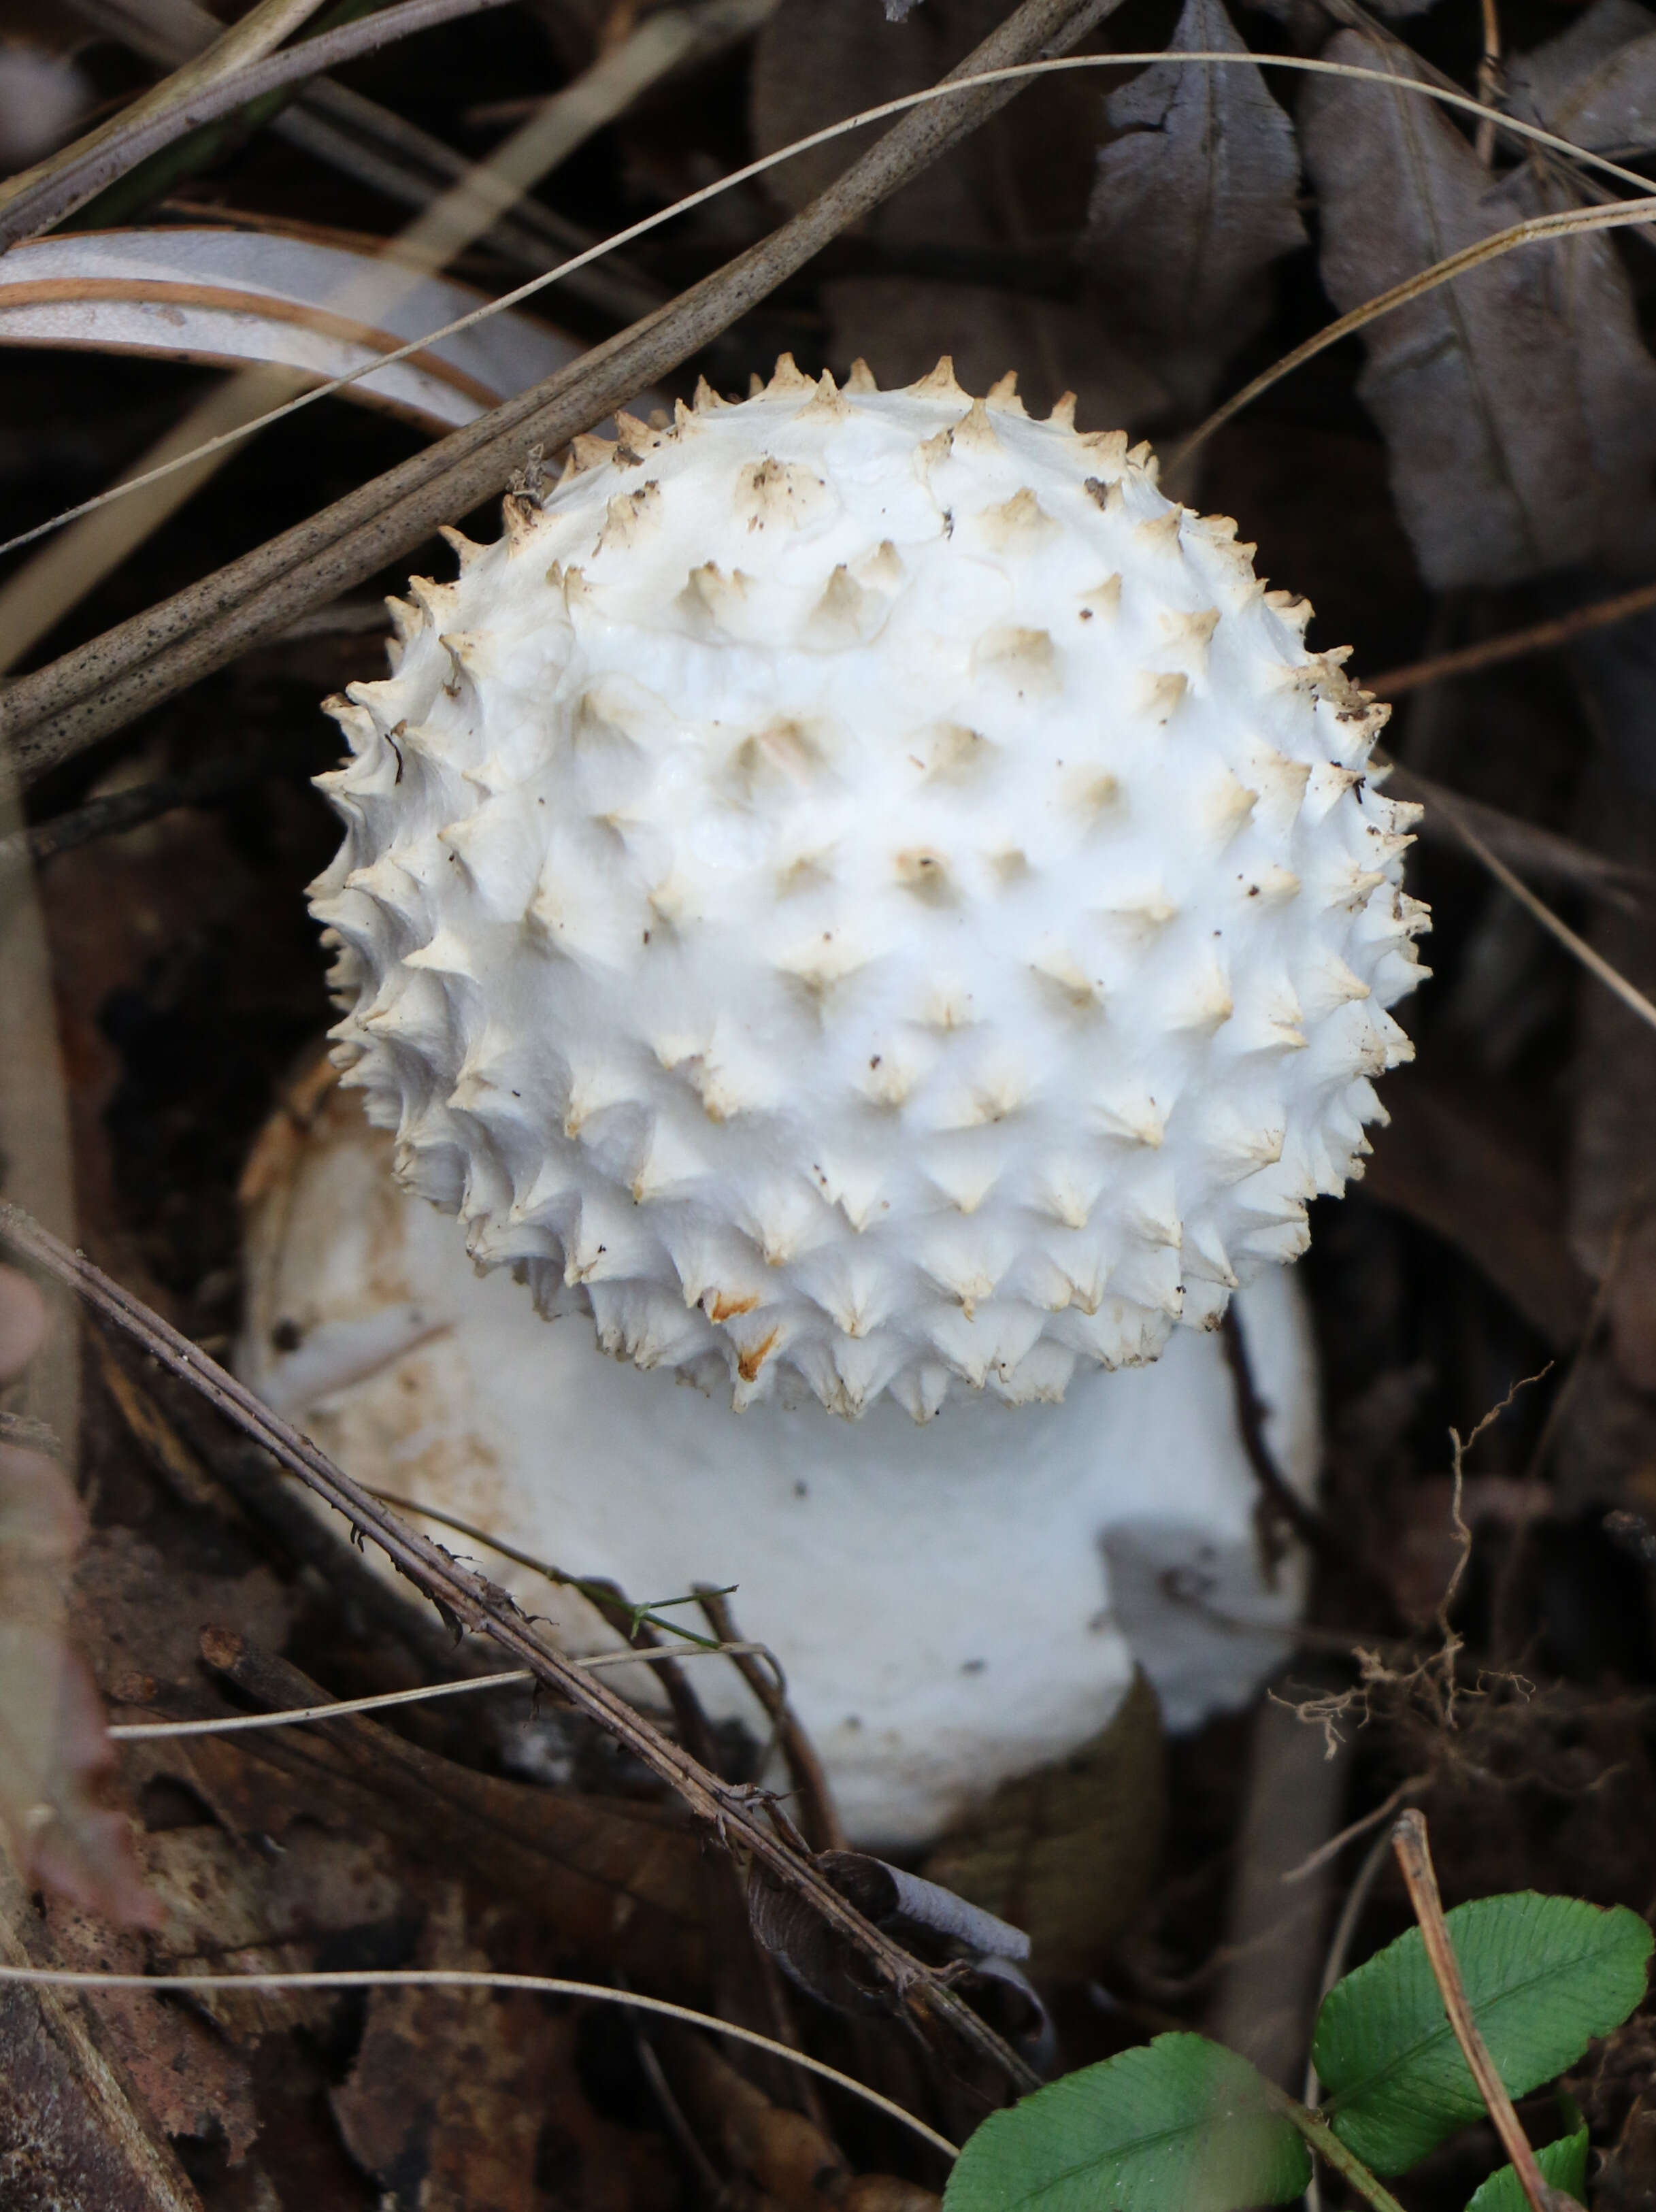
[310,357,1429,1419]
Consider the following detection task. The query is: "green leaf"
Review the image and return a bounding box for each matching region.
[943,2033,1310,2212]
[1463,2128,1589,2212]
[1316,1894,1651,2173]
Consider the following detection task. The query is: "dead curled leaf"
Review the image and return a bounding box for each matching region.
[1081,0,1307,413]
[1300,28,1656,589]
[1506,0,1656,156]
[114,1619,708,1986]
[0,1268,158,1928]
[42,1892,259,2165]
[0,225,586,436]
[922,1666,1165,1970]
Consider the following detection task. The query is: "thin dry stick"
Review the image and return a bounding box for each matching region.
[0,0,1123,781]
[0,1966,959,2159]
[1391,1810,1566,2212]
[358,1481,781,1671]
[1368,578,1656,699]
[0,0,333,240]
[0,750,269,877]
[1385,765,1648,906]
[5,47,1651,579]
[1426,785,1656,1038]
[0,0,525,251]
[696,1586,848,1854]
[0,1198,1039,2096]
[1281,1772,1434,1886]
[1259,2083,1411,2212]
[68,0,664,323]
[0,0,653,667]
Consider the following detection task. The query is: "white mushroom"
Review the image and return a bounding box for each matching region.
[242,357,1428,1846]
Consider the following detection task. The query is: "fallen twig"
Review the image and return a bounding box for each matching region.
[0,1198,1040,2096]
[0,0,525,251]
[20,16,1634,788]
[696,1586,848,1855]
[0,0,331,244]
[1391,1809,1574,2212]
[1370,579,1656,699]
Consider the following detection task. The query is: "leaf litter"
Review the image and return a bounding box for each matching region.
[1301,26,1656,587]
[1082,0,1306,414]
[1506,0,1656,157]
[6,0,1656,2203]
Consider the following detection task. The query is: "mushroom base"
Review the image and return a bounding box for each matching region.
[239,1082,1320,1848]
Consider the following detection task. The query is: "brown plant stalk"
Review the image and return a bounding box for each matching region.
[1391,1809,1575,2212]
[1,0,1123,787]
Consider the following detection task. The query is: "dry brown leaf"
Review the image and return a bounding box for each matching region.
[749,0,1169,425]
[43,1893,259,2166]
[667,2034,848,2212]
[0,1269,159,1929]
[137,1819,404,2045]
[1300,28,1656,587]
[332,1885,676,2212]
[1082,0,1306,412]
[116,1630,708,1985]
[1507,0,1656,156]
[1362,1065,1591,1347]
[842,2183,942,2212]
[921,1667,1164,1970]
[69,1528,295,1704]
[0,1856,201,2212]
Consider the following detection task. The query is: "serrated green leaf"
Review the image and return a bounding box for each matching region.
[1463,2128,1589,2212]
[943,2033,1310,2212]
[1316,1894,1651,2173]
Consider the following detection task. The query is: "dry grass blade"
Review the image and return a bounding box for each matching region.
[0,1,734,665]
[1175,192,1656,465]
[0,233,576,433]
[1379,762,1649,906]
[1,48,1650,587]
[1423,783,1656,1036]
[0,1197,1041,2096]
[0,0,525,252]
[107,1634,777,1738]
[0,0,332,242]
[0,1964,961,2158]
[69,0,666,322]
[0,0,1124,787]
[109,1670,537,1737]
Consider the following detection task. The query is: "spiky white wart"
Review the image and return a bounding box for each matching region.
[310,356,1429,1421]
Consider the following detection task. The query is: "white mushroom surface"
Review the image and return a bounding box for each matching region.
[241,1080,1320,1847]
[250,357,1428,1845]
[309,358,1427,1421]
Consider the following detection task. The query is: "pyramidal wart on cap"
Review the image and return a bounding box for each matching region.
[244,356,1428,1845]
